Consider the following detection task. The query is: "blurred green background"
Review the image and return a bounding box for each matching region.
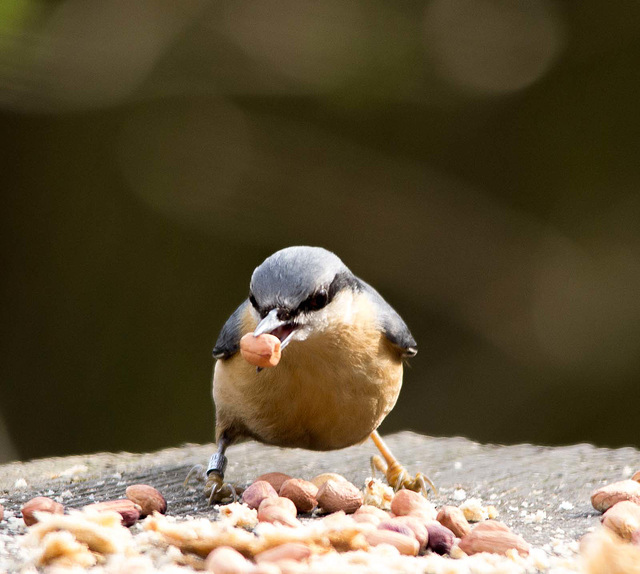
[1,0,639,463]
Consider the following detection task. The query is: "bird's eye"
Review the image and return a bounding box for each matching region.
[305,289,328,312]
[249,293,258,309]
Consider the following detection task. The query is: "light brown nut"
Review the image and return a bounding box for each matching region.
[378,519,415,540]
[364,529,419,556]
[310,473,348,489]
[257,506,301,528]
[316,479,363,514]
[355,505,391,521]
[436,505,471,538]
[255,473,293,493]
[458,528,530,556]
[205,546,253,574]
[243,481,279,510]
[83,499,141,527]
[602,501,640,541]
[591,480,640,512]
[279,479,318,514]
[254,542,311,564]
[425,522,455,555]
[352,513,381,526]
[125,484,167,517]
[472,520,511,533]
[21,497,64,526]
[258,497,300,527]
[390,489,436,522]
[240,333,281,368]
[392,515,429,550]
[633,471,640,483]
[259,496,298,516]
[0,503,4,522]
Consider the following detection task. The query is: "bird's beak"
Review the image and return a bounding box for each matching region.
[253,308,297,350]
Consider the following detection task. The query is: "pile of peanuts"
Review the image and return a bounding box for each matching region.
[9,473,534,572]
[194,471,531,573]
[16,483,167,528]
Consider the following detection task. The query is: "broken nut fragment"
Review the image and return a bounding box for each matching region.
[21,497,65,526]
[240,333,281,368]
[125,484,167,517]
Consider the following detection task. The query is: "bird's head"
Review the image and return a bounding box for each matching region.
[248,246,357,350]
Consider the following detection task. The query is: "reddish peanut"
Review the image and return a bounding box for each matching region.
[425,522,455,555]
[258,497,300,527]
[125,484,167,517]
[279,479,318,514]
[392,515,429,550]
[243,481,278,510]
[459,528,530,556]
[205,546,253,574]
[254,472,292,493]
[591,480,640,512]
[317,479,363,514]
[602,501,640,540]
[310,473,349,489]
[364,529,419,556]
[254,542,311,564]
[83,499,141,526]
[240,333,281,368]
[390,489,435,521]
[21,497,64,526]
[437,505,471,538]
[473,520,511,533]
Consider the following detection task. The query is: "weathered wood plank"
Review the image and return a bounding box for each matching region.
[1,432,639,553]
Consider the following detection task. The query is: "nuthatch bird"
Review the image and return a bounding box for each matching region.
[201,246,434,502]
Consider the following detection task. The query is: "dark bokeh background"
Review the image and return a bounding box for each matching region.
[1,1,639,463]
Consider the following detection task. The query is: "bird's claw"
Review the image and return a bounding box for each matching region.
[371,454,437,497]
[183,464,206,487]
[204,471,240,505]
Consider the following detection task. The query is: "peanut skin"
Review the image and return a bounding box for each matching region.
[240,333,281,368]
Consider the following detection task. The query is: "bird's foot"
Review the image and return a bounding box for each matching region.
[204,471,239,505]
[371,454,437,497]
[183,464,206,486]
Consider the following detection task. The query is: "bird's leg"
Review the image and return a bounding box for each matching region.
[203,433,238,505]
[370,430,437,496]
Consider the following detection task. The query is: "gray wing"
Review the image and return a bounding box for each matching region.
[356,278,417,357]
[212,299,250,360]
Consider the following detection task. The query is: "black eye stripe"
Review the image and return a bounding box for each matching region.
[299,289,329,313]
